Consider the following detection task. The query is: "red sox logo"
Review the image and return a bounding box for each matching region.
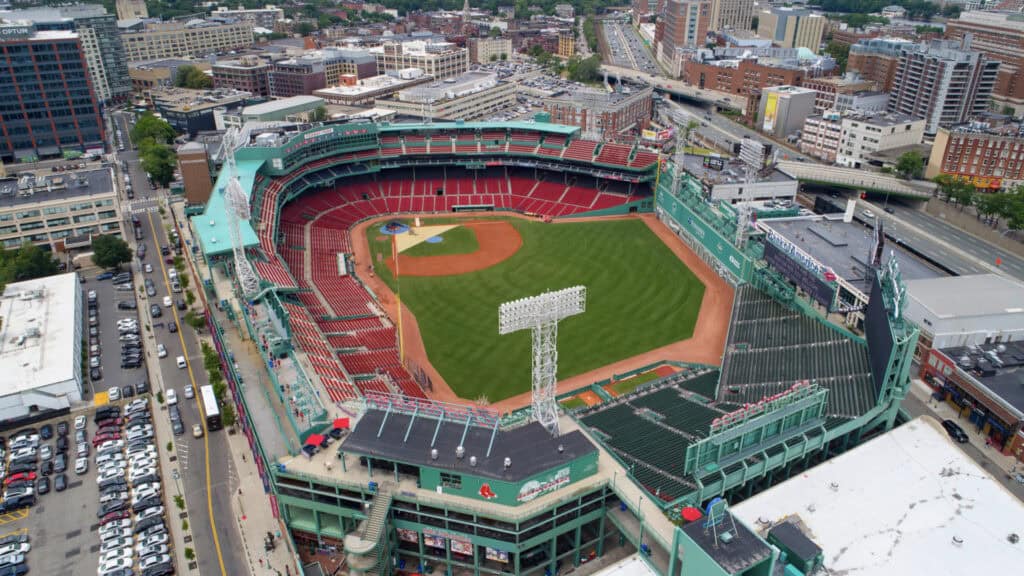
[479,483,497,500]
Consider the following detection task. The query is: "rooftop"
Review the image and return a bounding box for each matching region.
[842,110,922,127]
[314,73,428,96]
[341,407,597,481]
[938,340,1024,419]
[0,168,115,209]
[762,218,941,292]
[241,95,323,116]
[682,154,794,185]
[731,417,1024,576]
[151,87,254,113]
[907,274,1024,319]
[681,512,773,574]
[0,273,80,395]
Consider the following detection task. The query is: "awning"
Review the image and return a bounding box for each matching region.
[333,418,350,430]
[305,434,324,446]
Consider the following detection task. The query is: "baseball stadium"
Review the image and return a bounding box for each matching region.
[190,118,919,576]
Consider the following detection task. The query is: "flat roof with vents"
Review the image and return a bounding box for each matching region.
[0,272,80,396]
[732,417,1024,576]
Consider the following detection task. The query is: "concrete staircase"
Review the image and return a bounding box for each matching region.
[344,482,394,576]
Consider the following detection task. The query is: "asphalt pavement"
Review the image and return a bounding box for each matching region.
[113,111,248,576]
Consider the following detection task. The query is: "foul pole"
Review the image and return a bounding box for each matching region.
[393,235,405,363]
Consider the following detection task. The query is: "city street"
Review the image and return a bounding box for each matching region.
[113,111,248,576]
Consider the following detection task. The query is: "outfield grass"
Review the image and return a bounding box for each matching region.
[559,396,588,410]
[367,218,704,403]
[403,226,479,257]
[607,371,662,396]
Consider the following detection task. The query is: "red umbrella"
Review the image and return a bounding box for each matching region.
[333,418,350,430]
[305,434,324,446]
[680,507,703,523]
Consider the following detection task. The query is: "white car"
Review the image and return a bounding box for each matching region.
[126,423,153,434]
[157,344,167,358]
[99,547,133,564]
[99,519,132,534]
[39,444,52,460]
[126,443,155,456]
[162,296,172,307]
[126,428,153,442]
[166,388,178,404]
[0,543,29,556]
[125,399,149,414]
[144,263,153,273]
[137,543,169,559]
[175,356,186,370]
[129,458,156,472]
[0,554,23,569]
[89,356,101,369]
[75,457,89,474]
[96,468,125,483]
[98,527,132,543]
[131,488,160,506]
[96,440,125,453]
[138,553,171,570]
[108,386,121,401]
[97,556,133,575]
[76,443,90,457]
[134,481,161,494]
[129,467,156,482]
[192,424,203,438]
[135,505,164,523]
[100,537,133,554]
[100,491,128,504]
[9,447,36,460]
[184,385,194,399]
[96,452,125,466]
[75,415,87,430]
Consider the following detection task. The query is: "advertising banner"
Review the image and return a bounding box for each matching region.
[397,529,419,543]
[763,92,779,132]
[424,535,446,549]
[763,241,836,309]
[486,548,510,563]
[450,539,474,555]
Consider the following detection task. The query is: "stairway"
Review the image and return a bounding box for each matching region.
[344,482,394,576]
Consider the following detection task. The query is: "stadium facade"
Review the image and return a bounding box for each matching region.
[189,119,918,576]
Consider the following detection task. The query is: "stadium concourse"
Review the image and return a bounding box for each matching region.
[187,120,939,576]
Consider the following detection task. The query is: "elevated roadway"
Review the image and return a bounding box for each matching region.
[778,161,934,198]
[599,64,747,112]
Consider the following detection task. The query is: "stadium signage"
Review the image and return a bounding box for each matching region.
[304,128,334,141]
[711,381,814,433]
[765,229,830,278]
[517,467,570,502]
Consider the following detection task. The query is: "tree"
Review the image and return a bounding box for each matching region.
[309,105,328,121]
[221,402,237,429]
[297,22,316,36]
[140,143,177,187]
[684,119,699,143]
[91,235,132,270]
[566,55,602,83]
[500,53,508,61]
[0,243,59,289]
[174,65,212,90]
[824,41,850,74]
[895,151,924,180]
[489,26,502,38]
[490,53,498,62]
[131,113,176,146]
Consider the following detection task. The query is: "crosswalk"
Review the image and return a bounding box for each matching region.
[175,439,190,471]
[125,199,160,214]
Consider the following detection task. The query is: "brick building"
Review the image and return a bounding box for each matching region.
[543,84,653,139]
[213,57,271,98]
[925,121,1024,190]
[847,37,915,92]
[682,48,835,99]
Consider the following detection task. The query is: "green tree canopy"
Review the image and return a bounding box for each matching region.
[174,65,212,90]
[824,41,850,74]
[0,243,59,289]
[91,234,133,270]
[140,142,177,187]
[489,26,502,38]
[131,113,176,146]
[895,151,924,180]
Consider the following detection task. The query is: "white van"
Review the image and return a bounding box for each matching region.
[175,356,186,370]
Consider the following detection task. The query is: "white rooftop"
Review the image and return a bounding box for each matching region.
[314,74,423,96]
[907,273,1024,318]
[732,417,1024,576]
[0,272,79,395]
[588,555,657,576]
[241,95,323,116]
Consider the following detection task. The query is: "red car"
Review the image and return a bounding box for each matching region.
[92,432,121,446]
[96,417,123,428]
[4,472,36,485]
[100,510,130,525]
[95,425,121,437]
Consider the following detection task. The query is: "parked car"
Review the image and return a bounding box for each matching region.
[942,419,969,443]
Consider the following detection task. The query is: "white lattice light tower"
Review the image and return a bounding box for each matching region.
[499,286,586,436]
[222,128,260,296]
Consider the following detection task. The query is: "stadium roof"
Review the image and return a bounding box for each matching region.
[192,158,261,257]
[341,408,597,481]
[376,120,579,135]
[0,272,80,395]
[731,417,1024,576]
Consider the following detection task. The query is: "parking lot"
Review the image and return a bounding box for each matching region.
[82,270,148,401]
[602,18,659,74]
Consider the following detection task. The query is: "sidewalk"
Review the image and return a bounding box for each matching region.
[170,201,299,576]
[909,378,1022,476]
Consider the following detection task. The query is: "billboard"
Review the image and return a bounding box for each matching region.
[762,92,779,132]
[763,241,836,309]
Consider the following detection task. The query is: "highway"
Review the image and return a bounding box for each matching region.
[599,64,748,112]
[113,111,248,576]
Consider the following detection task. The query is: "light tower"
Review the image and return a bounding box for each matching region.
[499,286,586,436]
[222,128,260,296]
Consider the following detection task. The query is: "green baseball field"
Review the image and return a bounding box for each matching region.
[367,217,705,403]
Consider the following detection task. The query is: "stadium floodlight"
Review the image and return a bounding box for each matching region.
[499,286,587,436]
[222,127,260,296]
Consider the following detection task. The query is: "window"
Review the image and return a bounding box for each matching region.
[440,473,462,489]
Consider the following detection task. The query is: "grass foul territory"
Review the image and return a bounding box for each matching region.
[369,218,705,403]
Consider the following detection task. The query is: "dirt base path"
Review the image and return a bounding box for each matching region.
[350,212,734,412]
[577,390,603,406]
[385,221,523,277]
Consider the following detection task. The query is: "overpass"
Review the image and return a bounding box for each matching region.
[777,161,935,198]
[599,64,748,112]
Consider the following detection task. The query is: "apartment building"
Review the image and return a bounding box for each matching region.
[887,39,999,136]
[926,121,1024,190]
[0,24,104,162]
[847,37,916,92]
[710,0,755,32]
[543,84,653,138]
[835,111,925,168]
[377,72,515,121]
[659,0,710,72]
[757,7,827,51]
[946,11,1024,114]
[0,169,121,251]
[800,74,875,113]
[211,5,284,29]
[800,112,843,163]
[682,47,836,99]
[212,57,271,98]
[119,19,255,61]
[370,41,468,80]
[2,5,131,103]
[269,57,327,98]
[468,37,512,63]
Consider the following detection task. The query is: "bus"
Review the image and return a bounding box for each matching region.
[200,385,222,431]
